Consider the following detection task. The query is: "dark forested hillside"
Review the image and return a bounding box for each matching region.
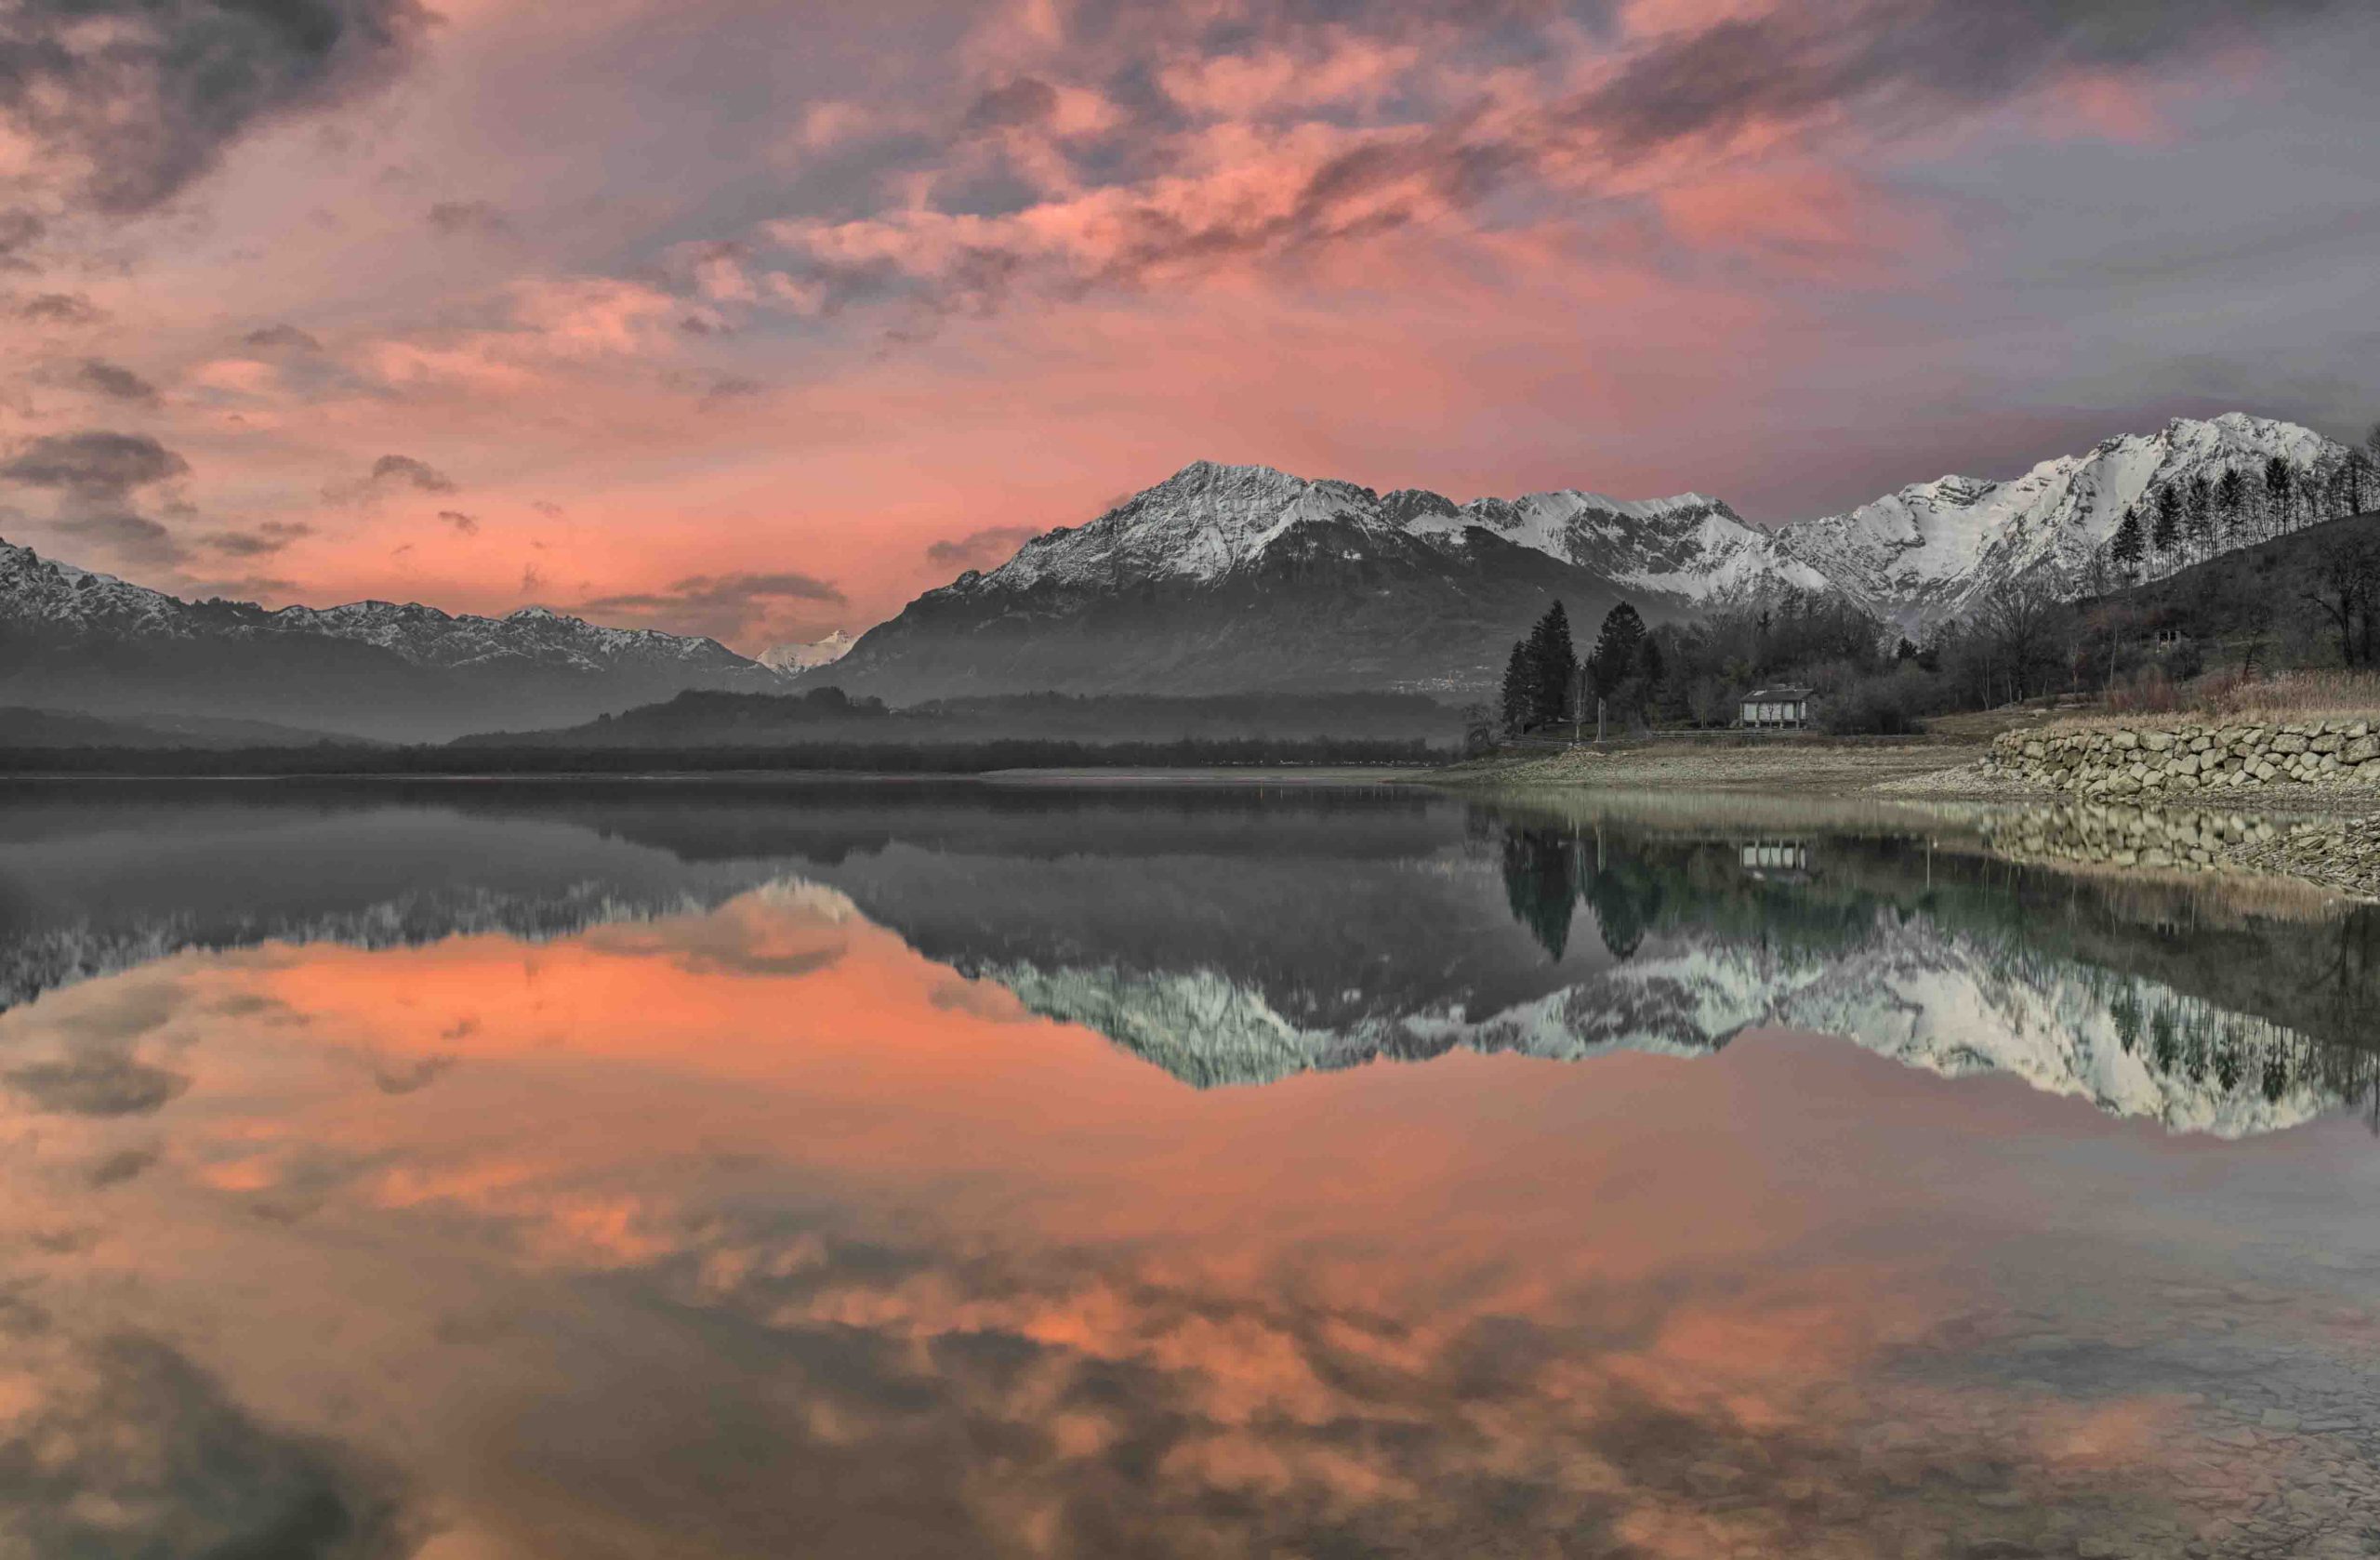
[2071,510,2380,677]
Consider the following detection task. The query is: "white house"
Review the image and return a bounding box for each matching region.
[1739,686,1814,728]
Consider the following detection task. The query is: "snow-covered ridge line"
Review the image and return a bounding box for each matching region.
[0,535,780,677]
[930,413,2349,637]
[972,910,2336,1139]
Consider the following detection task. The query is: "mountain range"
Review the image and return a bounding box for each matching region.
[0,535,784,742]
[0,411,2350,732]
[820,413,2347,701]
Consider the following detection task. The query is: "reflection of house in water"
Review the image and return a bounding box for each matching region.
[1741,840,1813,881]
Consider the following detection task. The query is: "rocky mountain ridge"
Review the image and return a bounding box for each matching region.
[823,413,2348,697]
[0,535,788,740]
[0,537,762,676]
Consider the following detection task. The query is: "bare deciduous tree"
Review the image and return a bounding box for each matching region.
[1970,575,2069,704]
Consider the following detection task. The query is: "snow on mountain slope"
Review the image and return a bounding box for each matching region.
[0,535,765,677]
[1772,413,2347,634]
[971,911,2331,1137]
[958,460,1816,611]
[894,412,2341,654]
[0,535,193,638]
[760,629,855,672]
[1396,487,1832,602]
[977,460,1406,595]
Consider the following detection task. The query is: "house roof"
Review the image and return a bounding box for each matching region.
[1743,686,1814,701]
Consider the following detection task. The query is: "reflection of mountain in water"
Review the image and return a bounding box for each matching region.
[0,783,2371,1137]
[824,812,2377,1137]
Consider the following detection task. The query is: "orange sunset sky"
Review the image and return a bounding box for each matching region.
[0,0,2373,651]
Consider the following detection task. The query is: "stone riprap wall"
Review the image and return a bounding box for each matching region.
[1981,802,2296,874]
[1984,719,2380,797]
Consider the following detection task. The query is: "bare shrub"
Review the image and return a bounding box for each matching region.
[2107,666,2183,716]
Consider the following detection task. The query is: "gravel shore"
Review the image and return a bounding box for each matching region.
[1426,739,1980,795]
[1428,738,2380,900]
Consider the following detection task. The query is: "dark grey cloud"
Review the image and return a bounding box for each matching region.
[47,357,162,406]
[372,453,454,492]
[0,430,189,495]
[582,570,847,642]
[1571,0,2353,156]
[205,519,313,557]
[925,524,1038,572]
[427,199,512,237]
[4,1053,190,1117]
[245,323,324,351]
[437,509,479,535]
[0,431,193,569]
[0,0,431,217]
[0,208,42,267]
[85,1145,161,1187]
[372,1053,458,1095]
[10,291,104,324]
[324,452,456,505]
[964,76,1060,134]
[54,510,189,568]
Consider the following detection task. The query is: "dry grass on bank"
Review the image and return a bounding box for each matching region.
[2040,670,2380,734]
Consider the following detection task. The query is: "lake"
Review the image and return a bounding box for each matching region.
[0,779,2374,1559]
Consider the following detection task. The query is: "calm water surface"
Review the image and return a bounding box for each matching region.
[0,780,2375,1559]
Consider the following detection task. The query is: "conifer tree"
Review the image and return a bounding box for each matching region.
[2216,467,2246,545]
[2110,506,2146,581]
[1499,638,1534,736]
[1587,602,1646,704]
[2151,485,2181,562]
[1526,601,1577,729]
[2347,447,2377,518]
[2265,456,2294,535]
[2185,473,2215,562]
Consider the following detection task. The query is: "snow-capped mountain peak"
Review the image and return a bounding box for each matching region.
[759,628,856,672]
[1771,413,2349,634]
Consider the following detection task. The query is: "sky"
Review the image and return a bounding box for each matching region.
[0,0,2374,653]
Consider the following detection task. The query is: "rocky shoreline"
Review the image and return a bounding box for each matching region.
[1434,724,2380,902]
[1980,718,2380,797]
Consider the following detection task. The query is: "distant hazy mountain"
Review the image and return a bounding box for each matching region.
[758,628,855,672]
[0,707,354,749]
[0,537,788,742]
[823,414,2346,698]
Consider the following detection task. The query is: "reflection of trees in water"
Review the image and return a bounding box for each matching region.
[2081,970,2380,1121]
[1501,830,1579,960]
[1488,812,2380,1128]
[1497,826,1668,961]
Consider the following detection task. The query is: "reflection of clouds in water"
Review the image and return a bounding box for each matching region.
[0,1300,416,1560]
[534,1211,2189,1559]
[580,884,855,979]
[4,1052,189,1117]
[371,1053,458,1096]
[0,881,2337,1555]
